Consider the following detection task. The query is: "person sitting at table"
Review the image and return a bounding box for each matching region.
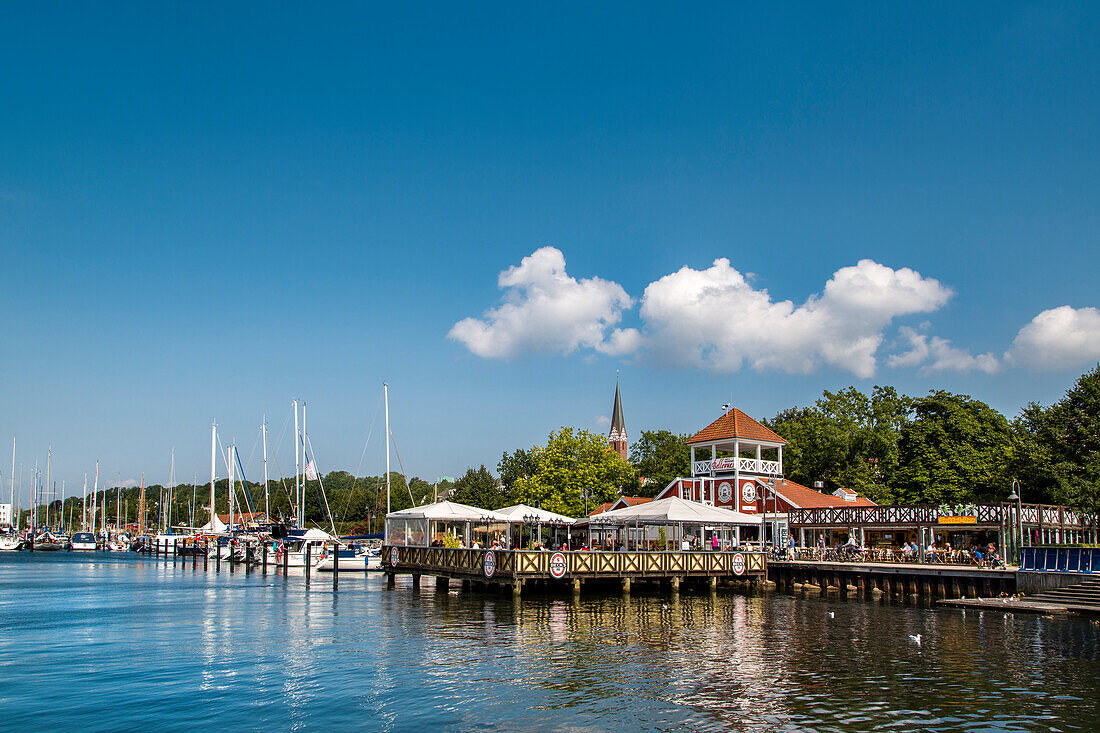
[925,540,937,562]
[842,535,859,558]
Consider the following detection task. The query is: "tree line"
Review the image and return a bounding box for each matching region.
[22,365,1100,530]
[24,471,453,534]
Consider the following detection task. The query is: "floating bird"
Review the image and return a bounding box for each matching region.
[827,612,835,618]
[908,634,922,644]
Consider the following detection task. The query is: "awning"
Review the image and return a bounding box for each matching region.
[385,500,511,522]
[495,504,575,524]
[583,496,760,526]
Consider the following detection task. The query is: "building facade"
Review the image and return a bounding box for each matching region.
[656,407,875,545]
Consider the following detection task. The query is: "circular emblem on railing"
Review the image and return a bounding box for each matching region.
[718,482,733,503]
[549,551,567,578]
[483,550,496,578]
[731,552,746,576]
[389,546,399,567]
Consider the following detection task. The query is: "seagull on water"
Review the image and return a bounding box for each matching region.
[827,612,835,618]
[908,634,922,644]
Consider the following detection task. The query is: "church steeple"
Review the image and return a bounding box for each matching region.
[608,379,628,461]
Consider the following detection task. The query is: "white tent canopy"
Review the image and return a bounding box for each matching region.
[386,501,515,547]
[496,504,575,524]
[301,527,335,540]
[199,515,228,533]
[585,496,759,526]
[386,500,511,522]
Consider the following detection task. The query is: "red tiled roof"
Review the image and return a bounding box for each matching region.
[772,479,876,508]
[611,496,653,510]
[688,408,787,445]
[588,503,614,516]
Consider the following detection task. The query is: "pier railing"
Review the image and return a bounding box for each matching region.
[1021,547,1100,574]
[789,502,1096,530]
[384,546,765,580]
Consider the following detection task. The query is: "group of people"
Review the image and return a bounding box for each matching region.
[894,539,1005,567]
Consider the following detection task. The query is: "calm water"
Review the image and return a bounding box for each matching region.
[0,553,1096,732]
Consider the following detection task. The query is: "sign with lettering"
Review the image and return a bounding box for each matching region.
[731,553,746,576]
[937,516,977,525]
[694,458,738,474]
[549,552,567,578]
[389,546,399,567]
[483,550,496,578]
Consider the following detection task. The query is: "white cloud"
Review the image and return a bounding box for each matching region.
[448,247,635,358]
[120,479,139,488]
[1006,306,1100,369]
[594,415,611,428]
[637,258,952,378]
[887,326,1000,375]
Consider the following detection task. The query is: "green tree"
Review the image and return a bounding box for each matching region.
[894,391,1015,505]
[766,385,910,503]
[450,465,510,509]
[629,429,690,496]
[1013,364,1100,513]
[498,448,536,494]
[512,427,632,517]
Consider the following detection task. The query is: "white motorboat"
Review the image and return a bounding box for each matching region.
[71,532,98,551]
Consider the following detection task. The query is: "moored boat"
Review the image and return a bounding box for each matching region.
[71,532,98,551]
[0,535,26,551]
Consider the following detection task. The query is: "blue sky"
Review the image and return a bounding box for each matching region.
[2,3,1099,498]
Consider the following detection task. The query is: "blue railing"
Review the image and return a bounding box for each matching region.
[1021,546,1100,573]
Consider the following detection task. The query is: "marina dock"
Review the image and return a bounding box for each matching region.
[768,558,1016,600]
[384,546,767,594]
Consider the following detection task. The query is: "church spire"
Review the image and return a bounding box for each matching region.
[608,377,628,461]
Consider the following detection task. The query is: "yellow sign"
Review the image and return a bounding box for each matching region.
[938,516,977,525]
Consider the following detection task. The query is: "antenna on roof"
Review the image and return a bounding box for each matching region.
[721,403,731,414]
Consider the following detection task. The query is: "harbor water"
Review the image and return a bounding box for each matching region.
[0,552,1096,731]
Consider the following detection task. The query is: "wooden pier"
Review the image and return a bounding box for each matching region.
[768,559,1016,600]
[383,546,766,594]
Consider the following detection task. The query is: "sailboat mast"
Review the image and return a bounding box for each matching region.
[92,461,99,534]
[209,422,216,533]
[45,446,51,530]
[384,383,391,517]
[301,403,307,527]
[9,437,14,527]
[228,443,235,532]
[262,417,269,521]
[138,474,145,536]
[167,447,175,531]
[82,473,87,531]
[293,399,299,527]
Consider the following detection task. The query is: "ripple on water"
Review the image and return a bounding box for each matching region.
[0,554,1098,731]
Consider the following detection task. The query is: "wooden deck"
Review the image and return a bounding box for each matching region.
[768,559,1017,600]
[383,546,766,592]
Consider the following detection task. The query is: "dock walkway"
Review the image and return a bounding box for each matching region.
[384,545,766,594]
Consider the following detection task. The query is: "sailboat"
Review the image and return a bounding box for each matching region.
[0,438,24,550]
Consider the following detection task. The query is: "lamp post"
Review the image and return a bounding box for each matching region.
[760,478,776,553]
[1007,479,1023,563]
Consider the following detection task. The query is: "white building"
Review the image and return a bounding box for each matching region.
[0,503,12,527]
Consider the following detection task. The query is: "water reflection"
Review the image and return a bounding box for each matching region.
[0,553,1096,732]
